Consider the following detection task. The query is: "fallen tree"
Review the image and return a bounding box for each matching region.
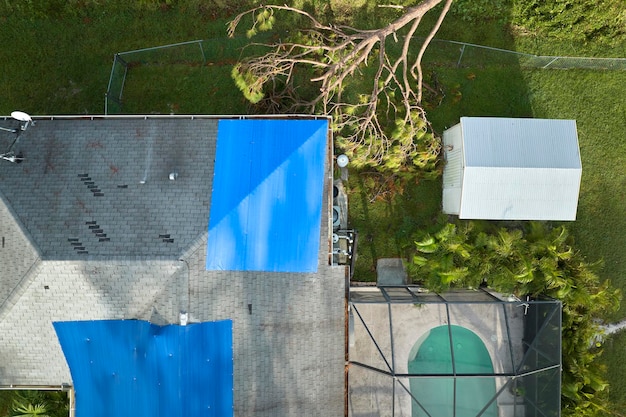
[228,0,452,170]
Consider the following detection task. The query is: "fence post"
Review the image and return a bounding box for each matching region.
[542,56,560,69]
[198,41,206,65]
[456,44,466,68]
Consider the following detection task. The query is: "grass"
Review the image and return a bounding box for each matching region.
[347,173,442,281]
[521,69,626,322]
[0,0,625,412]
[601,331,626,412]
[0,9,243,115]
[121,64,249,114]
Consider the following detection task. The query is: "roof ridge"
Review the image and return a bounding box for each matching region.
[0,190,43,258]
[0,258,43,321]
[178,231,207,261]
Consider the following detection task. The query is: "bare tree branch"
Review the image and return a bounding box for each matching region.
[413,0,454,103]
[228,0,450,169]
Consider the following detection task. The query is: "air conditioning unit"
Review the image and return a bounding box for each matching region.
[333,206,341,230]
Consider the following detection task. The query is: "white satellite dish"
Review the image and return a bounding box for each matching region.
[1,111,33,163]
[337,154,349,168]
[11,111,32,122]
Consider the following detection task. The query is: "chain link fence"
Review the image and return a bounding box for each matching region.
[105,37,626,114]
[426,39,626,70]
[105,40,205,114]
[105,36,260,114]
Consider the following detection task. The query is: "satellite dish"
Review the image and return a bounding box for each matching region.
[337,154,349,168]
[11,111,32,122]
[1,111,34,163]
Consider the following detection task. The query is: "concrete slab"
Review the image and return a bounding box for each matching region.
[376,258,408,286]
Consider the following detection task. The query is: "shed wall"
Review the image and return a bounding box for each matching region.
[442,124,464,215]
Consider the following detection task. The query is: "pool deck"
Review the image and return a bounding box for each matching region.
[348,290,526,417]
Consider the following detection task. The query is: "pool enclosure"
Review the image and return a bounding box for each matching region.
[348,287,562,417]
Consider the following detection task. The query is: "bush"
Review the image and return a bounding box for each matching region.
[511,0,626,45]
[409,221,621,416]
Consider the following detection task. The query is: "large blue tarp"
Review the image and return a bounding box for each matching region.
[206,119,328,273]
[54,320,233,417]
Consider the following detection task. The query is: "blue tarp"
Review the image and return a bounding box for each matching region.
[54,320,233,417]
[206,119,328,273]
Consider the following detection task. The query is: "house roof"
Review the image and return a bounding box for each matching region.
[54,319,234,417]
[0,117,218,260]
[0,115,345,417]
[207,119,328,273]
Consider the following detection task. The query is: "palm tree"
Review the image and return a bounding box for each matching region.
[408,220,621,417]
[11,402,49,417]
[8,391,68,417]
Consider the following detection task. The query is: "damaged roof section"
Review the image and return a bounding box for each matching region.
[207,119,328,273]
[0,116,346,417]
[0,117,217,260]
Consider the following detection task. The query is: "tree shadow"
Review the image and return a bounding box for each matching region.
[416,4,534,134]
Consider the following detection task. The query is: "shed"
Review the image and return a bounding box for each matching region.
[442,117,582,221]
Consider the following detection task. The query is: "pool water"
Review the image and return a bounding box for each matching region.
[408,325,497,417]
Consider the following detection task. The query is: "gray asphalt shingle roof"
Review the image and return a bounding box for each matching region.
[0,117,216,259]
[0,115,345,417]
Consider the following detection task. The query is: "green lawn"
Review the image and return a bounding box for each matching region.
[347,173,442,281]
[0,8,243,115]
[521,69,626,322]
[601,331,626,412]
[121,64,249,114]
[0,1,625,413]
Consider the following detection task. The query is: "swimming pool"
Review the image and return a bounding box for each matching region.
[408,325,497,417]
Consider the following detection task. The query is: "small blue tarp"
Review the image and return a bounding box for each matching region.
[206,119,328,273]
[54,320,233,417]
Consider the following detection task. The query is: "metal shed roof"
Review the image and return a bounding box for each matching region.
[462,117,581,169]
[443,117,582,221]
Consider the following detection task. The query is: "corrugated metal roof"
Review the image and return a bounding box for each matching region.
[54,319,233,417]
[206,119,328,273]
[443,147,464,188]
[460,167,581,220]
[461,117,581,169]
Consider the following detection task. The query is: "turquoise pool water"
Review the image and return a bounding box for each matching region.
[408,325,497,417]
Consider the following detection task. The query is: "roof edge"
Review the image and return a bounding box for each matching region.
[1,114,333,122]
